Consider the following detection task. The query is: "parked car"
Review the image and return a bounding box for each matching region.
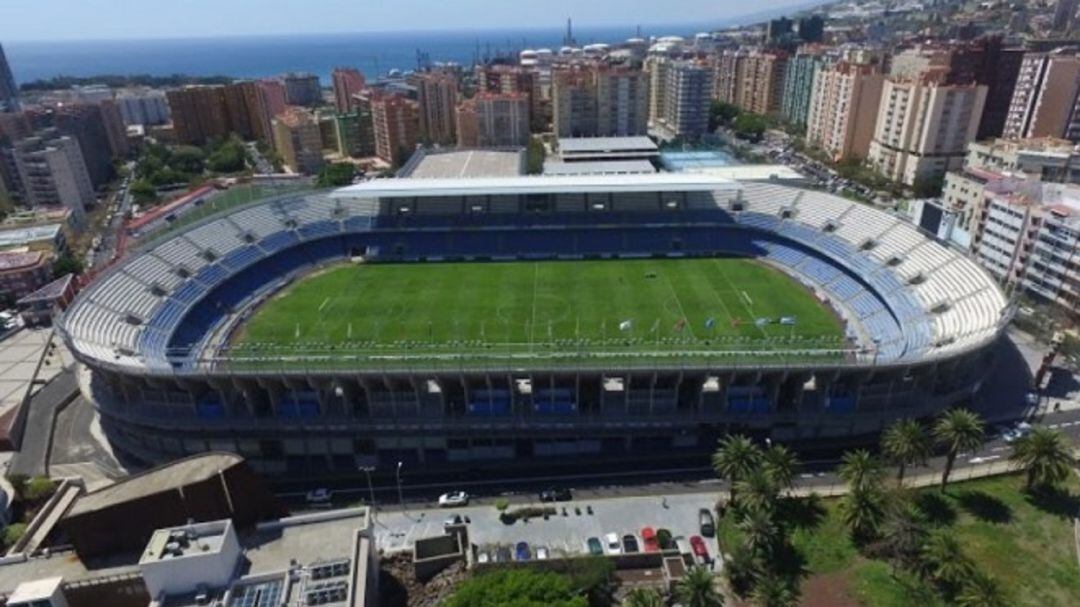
[604,533,622,555]
[539,487,573,502]
[673,535,691,556]
[536,546,549,560]
[495,546,512,562]
[640,527,660,553]
[438,491,469,507]
[690,535,709,562]
[622,534,640,553]
[1002,422,1033,443]
[515,541,531,561]
[476,551,490,564]
[444,514,463,529]
[698,508,716,537]
[587,537,604,556]
[305,488,332,504]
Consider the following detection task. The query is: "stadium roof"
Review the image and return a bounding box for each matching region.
[333,173,739,199]
[543,159,657,176]
[558,136,659,154]
[404,149,523,179]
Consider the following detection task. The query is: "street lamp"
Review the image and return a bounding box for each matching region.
[395,461,405,513]
[358,465,376,522]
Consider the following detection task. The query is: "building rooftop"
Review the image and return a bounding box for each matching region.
[0,251,44,272]
[0,224,62,250]
[543,159,657,176]
[334,173,738,199]
[17,273,74,306]
[66,452,244,518]
[403,149,524,179]
[7,576,63,603]
[140,520,232,565]
[558,136,659,155]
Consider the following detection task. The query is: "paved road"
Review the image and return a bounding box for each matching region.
[8,369,78,477]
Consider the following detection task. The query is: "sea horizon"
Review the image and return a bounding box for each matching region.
[1,0,822,87]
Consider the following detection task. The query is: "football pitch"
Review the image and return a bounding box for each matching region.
[229,258,849,366]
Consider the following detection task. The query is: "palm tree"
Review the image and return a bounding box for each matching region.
[879,499,927,572]
[675,565,725,607]
[839,485,885,542]
[738,506,779,558]
[723,543,759,599]
[956,570,1007,607]
[623,587,665,607]
[838,449,885,493]
[881,418,930,486]
[762,443,799,491]
[750,573,798,607]
[933,408,985,491]
[712,434,763,505]
[920,531,974,594]
[735,469,779,516]
[1008,427,1074,491]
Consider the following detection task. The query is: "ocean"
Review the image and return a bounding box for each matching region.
[5,26,694,85]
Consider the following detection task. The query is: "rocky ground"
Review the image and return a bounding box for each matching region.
[379,552,468,607]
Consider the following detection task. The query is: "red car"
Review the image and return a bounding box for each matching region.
[689,535,710,561]
[640,527,660,553]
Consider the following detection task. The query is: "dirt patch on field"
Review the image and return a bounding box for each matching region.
[799,571,858,607]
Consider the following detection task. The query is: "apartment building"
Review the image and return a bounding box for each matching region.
[781,46,830,128]
[416,72,459,145]
[805,59,884,161]
[332,67,366,113]
[282,73,322,107]
[12,130,94,219]
[270,108,324,175]
[652,60,713,140]
[1003,50,1080,141]
[971,176,1078,314]
[456,92,530,148]
[868,69,987,187]
[372,95,420,164]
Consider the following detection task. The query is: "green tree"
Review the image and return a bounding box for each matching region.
[933,409,985,491]
[738,506,779,558]
[882,419,931,485]
[52,254,84,279]
[840,485,886,543]
[712,434,763,505]
[170,145,206,175]
[526,136,546,175]
[735,469,779,516]
[1009,427,1074,491]
[316,162,357,187]
[956,570,1007,607]
[709,100,741,131]
[879,499,928,573]
[0,190,17,222]
[838,449,885,493]
[762,443,799,492]
[732,113,768,141]
[1,523,27,549]
[750,573,798,607]
[674,566,724,607]
[622,588,665,607]
[444,569,587,607]
[130,179,159,204]
[206,138,249,173]
[723,543,759,599]
[920,531,974,598]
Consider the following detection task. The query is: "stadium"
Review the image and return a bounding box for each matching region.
[59,169,1010,476]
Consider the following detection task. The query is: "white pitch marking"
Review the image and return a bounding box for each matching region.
[318,297,331,312]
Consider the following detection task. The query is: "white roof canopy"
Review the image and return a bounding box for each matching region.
[332,173,740,199]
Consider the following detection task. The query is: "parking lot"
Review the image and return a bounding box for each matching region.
[374,491,717,563]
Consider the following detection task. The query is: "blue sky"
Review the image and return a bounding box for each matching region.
[0,0,814,41]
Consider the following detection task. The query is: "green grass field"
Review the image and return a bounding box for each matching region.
[230,257,848,367]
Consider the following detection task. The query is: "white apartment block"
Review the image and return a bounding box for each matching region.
[868,74,987,187]
[964,138,1080,184]
[12,130,94,220]
[971,176,1079,313]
